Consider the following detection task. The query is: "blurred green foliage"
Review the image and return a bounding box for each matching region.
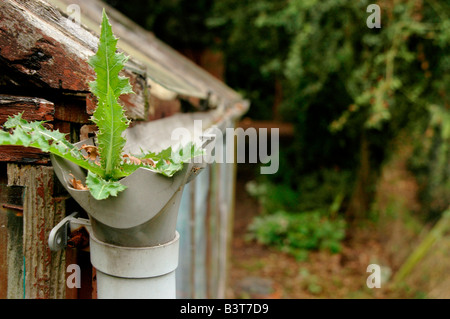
[247,210,347,261]
[105,0,214,50]
[245,169,350,259]
[106,0,450,219]
[207,0,449,209]
[212,0,450,220]
[408,104,450,220]
[246,168,352,213]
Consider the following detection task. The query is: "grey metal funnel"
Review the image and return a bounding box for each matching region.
[50,138,206,247]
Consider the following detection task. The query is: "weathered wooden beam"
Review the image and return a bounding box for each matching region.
[148,95,180,121]
[0,93,87,164]
[0,95,56,164]
[0,214,6,299]
[0,0,95,92]
[7,164,66,299]
[0,146,50,164]
[0,170,25,299]
[0,167,9,299]
[0,0,148,120]
[54,98,90,124]
[5,207,24,299]
[49,0,242,104]
[0,94,54,124]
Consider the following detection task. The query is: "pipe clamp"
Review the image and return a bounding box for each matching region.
[90,231,180,278]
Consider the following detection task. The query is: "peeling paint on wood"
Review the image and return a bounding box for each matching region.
[0,216,6,298]
[0,178,26,299]
[0,0,147,120]
[0,146,49,165]
[0,0,247,300]
[0,95,54,124]
[6,209,24,299]
[54,97,90,124]
[7,164,66,299]
[148,95,180,121]
[0,1,95,91]
[0,171,9,298]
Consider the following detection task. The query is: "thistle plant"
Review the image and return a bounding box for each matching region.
[0,10,202,200]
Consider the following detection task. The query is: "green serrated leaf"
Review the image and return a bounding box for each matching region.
[3,113,27,129]
[88,10,133,102]
[155,159,184,177]
[0,11,202,201]
[88,9,133,178]
[0,113,105,178]
[140,146,173,162]
[0,131,11,144]
[85,171,127,200]
[12,127,32,146]
[128,142,205,178]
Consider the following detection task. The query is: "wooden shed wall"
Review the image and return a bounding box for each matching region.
[0,0,247,299]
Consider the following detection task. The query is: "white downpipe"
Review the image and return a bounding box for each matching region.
[50,137,209,299]
[90,231,180,299]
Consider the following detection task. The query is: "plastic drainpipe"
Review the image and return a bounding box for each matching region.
[50,138,207,299]
[90,231,180,299]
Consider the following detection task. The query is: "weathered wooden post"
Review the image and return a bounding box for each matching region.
[0,0,248,299]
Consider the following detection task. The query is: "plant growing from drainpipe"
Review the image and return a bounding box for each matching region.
[0,10,202,200]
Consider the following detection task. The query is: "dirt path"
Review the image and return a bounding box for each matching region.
[226,147,446,299]
[226,166,385,299]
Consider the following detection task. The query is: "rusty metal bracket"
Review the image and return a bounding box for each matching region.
[48,212,91,251]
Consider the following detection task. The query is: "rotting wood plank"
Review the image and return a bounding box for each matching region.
[49,0,242,104]
[0,174,25,299]
[148,95,181,121]
[6,208,24,299]
[0,94,59,164]
[7,164,66,299]
[0,0,148,120]
[0,211,7,299]
[0,146,50,165]
[54,97,90,124]
[0,166,9,299]
[0,95,54,124]
[0,0,95,92]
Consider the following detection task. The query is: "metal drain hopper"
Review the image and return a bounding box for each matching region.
[50,138,206,298]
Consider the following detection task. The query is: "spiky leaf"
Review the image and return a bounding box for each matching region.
[88,9,133,178]
[85,171,127,200]
[1,113,105,177]
[117,142,206,178]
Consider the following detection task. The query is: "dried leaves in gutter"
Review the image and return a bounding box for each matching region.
[69,173,88,190]
[123,154,155,167]
[80,144,101,165]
